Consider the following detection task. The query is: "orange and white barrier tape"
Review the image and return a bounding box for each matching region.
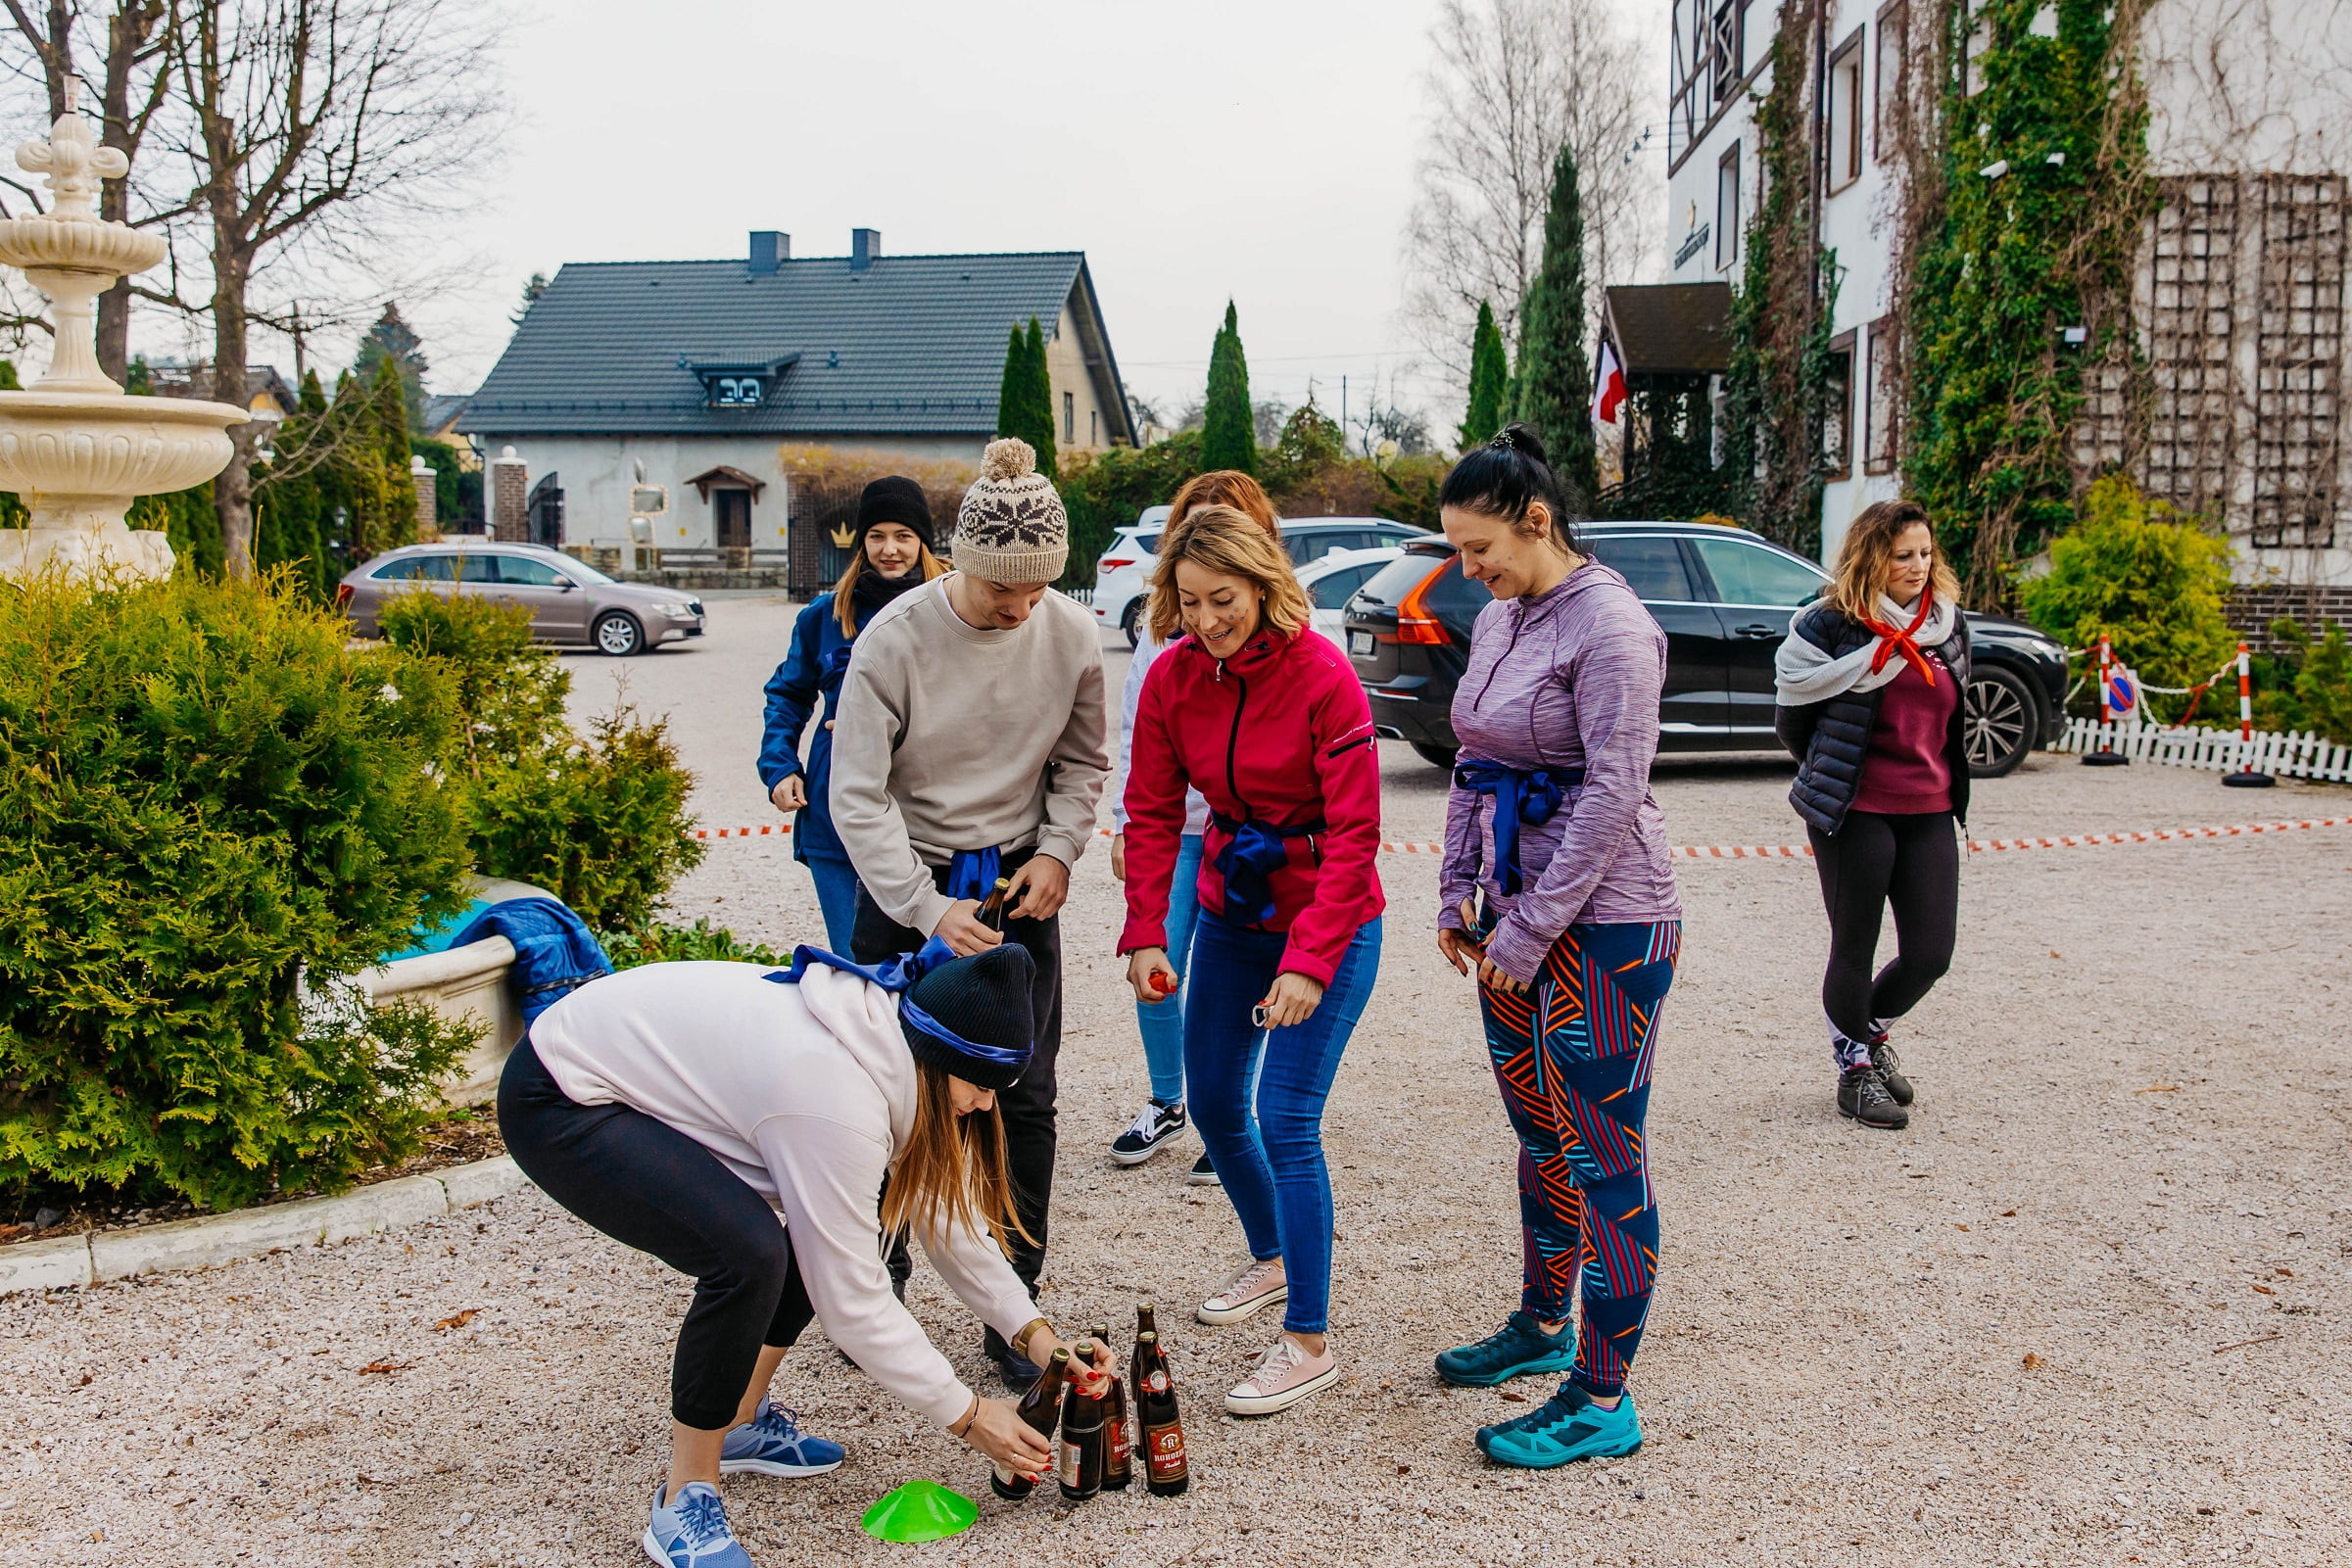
[694,815,2352,857]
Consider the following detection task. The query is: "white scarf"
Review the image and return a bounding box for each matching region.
[1774,593,1957,706]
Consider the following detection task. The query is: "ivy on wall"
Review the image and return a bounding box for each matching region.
[1900,0,2150,605]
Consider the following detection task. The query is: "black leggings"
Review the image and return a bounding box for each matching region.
[498,1037,813,1431]
[1806,809,1958,1047]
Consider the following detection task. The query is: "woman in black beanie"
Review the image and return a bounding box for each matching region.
[758,477,948,946]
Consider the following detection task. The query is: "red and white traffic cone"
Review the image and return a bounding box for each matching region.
[2082,634,2129,766]
[2222,640,2274,788]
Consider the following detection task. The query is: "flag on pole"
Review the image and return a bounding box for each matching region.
[1591,338,1627,428]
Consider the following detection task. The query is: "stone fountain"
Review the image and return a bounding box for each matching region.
[0,95,246,582]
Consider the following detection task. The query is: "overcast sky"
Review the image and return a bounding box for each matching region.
[120,0,1669,430]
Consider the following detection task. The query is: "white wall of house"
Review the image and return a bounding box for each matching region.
[1043,302,1116,454]
[465,432,987,549]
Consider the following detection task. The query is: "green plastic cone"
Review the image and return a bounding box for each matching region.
[860,1479,979,1543]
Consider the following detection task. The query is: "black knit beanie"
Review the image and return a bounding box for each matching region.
[900,943,1035,1091]
[856,476,936,552]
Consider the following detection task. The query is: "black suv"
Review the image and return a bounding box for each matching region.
[1342,520,2069,778]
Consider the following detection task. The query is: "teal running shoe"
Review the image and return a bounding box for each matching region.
[720,1398,844,1478]
[643,1481,754,1567]
[1434,1310,1576,1387]
[1476,1385,1643,1468]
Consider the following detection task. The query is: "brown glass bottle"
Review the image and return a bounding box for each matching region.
[1132,1329,1189,1496]
[1057,1340,1108,1501]
[989,1346,1070,1500]
[976,876,1013,929]
[1090,1322,1132,1490]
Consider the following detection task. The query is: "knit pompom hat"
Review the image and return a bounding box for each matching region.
[901,943,1036,1091]
[952,438,1068,585]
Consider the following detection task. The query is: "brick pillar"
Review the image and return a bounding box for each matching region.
[490,447,528,541]
[409,454,438,541]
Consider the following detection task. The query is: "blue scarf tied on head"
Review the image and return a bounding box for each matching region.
[763,935,1029,1073]
[1452,761,1581,896]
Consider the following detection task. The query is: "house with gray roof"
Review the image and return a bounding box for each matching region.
[458,228,1131,560]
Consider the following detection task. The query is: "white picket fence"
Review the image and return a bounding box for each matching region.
[2054,717,2352,783]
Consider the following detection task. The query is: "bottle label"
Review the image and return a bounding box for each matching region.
[1145,1424,1187,1480]
[1109,1413,1131,1466]
[1147,1370,1169,1394]
[1059,1440,1080,1488]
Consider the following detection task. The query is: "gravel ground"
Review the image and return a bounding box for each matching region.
[8,593,2349,1567]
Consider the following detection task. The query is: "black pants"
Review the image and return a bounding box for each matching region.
[852,847,1061,1349]
[498,1037,813,1431]
[1807,809,1958,1048]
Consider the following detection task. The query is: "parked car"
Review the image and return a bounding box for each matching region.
[1091,511,1427,646]
[1342,520,2069,778]
[1295,545,1405,652]
[338,540,706,655]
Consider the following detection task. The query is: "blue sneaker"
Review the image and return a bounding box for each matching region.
[1476,1385,1643,1468]
[643,1481,754,1567]
[1434,1310,1576,1387]
[719,1398,844,1477]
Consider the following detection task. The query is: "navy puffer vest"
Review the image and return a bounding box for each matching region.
[1773,602,1973,836]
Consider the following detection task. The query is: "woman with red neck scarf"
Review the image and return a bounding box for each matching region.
[1774,499,1973,1133]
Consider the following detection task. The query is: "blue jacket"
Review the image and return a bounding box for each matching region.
[758,594,857,863]
[451,896,612,1025]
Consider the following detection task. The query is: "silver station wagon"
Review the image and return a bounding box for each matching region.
[337,541,705,655]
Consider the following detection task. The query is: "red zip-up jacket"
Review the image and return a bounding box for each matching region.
[1119,624,1385,986]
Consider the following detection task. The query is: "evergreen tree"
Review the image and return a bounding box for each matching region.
[1460,300,1510,451]
[123,355,151,395]
[0,358,20,390]
[354,302,428,435]
[994,316,1058,479]
[371,356,420,544]
[1201,302,1256,475]
[511,271,549,326]
[1511,144,1599,507]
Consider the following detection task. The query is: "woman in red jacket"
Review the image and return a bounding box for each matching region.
[1122,502,1385,1417]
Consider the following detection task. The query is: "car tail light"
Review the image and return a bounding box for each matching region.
[1393,561,1453,645]
[1100,557,1135,572]
[334,584,354,609]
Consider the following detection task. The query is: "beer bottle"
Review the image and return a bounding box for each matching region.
[1090,1322,1132,1491]
[1057,1340,1108,1501]
[989,1346,1071,1500]
[1132,1330,1189,1497]
[1135,1302,1160,1344]
[976,876,1013,929]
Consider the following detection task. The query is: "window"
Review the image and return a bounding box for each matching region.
[1688,536,1828,606]
[1875,0,1909,162]
[1309,561,1382,610]
[497,555,571,588]
[1864,317,1898,473]
[1826,30,1864,193]
[1134,532,1162,555]
[712,376,761,407]
[1716,144,1742,271]
[1063,391,1075,444]
[371,555,454,581]
[1090,409,1098,447]
[1585,535,1698,601]
[1823,330,1856,480]
[1708,0,1743,103]
[457,554,503,584]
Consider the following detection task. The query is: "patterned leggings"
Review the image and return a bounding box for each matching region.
[1477,920,1680,1398]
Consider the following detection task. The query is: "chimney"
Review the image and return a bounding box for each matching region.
[850,228,881,272]
[748,230,789,275]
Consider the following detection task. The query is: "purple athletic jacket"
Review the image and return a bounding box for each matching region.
[1439,560,1682,984]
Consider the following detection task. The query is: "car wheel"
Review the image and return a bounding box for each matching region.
[593,611,647,657]
[1965,665,2038,778]
[1411,741,1460,770]
[1121,599,1143,649]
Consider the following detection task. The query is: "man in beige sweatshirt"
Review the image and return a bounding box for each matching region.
[829,437,1109,1387]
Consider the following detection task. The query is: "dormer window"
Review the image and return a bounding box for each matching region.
[714,376,762,406]
[690,353,799,410]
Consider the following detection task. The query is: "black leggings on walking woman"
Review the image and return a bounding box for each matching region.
[1806,809,1956,1054]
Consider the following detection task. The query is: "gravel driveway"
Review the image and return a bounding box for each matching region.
[8,593,2347,1566]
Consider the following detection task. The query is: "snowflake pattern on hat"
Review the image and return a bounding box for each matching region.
[953,438,1069,585]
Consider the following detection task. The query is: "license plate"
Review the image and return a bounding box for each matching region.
[1348,631,1374,657]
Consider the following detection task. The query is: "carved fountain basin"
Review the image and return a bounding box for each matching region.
[0,391,242,505]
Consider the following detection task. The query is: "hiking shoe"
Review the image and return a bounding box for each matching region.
[643,1481,754,1568]
[1224,1336,1340,1415]
[1111,1099,1187,1166]
[1434,1310,1576,1388]
[1868,1035,1914,1106]
[1198,1257,1287,1324]
[1477,1385,1643,1468]
[719,1398,843,1478]
[1839,1065,1909,1129]
[1186,1151,1220,1187]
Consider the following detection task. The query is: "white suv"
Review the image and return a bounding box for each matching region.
[1090,510,1426,645]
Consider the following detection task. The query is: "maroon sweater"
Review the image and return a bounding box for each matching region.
[1852,651,1957,815]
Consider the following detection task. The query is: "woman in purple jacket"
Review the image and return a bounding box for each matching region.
[1430,426,1683,1470]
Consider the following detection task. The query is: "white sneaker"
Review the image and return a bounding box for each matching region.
[1197,1257,1288,1324]
[1110,1099,1186,1166]
[1224,1335,1340,1415]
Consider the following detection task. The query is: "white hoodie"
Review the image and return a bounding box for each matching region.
[528,961,1037,1427]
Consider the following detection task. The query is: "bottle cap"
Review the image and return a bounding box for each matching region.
[860,1479,978,1543]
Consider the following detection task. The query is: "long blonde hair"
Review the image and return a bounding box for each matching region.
[1829,499,1960,624]
[880,1060,1032,1251]
[833,541,948,636]
[1146,502,1314,646]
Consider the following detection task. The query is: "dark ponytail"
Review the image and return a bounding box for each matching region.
[1438,423,1583,553]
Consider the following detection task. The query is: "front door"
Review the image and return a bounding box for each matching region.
[715,489,752,556]
[1580,532,1729,740]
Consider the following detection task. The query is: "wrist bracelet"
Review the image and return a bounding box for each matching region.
[1012,1316,1051,1361]
[949,1394,979,1440]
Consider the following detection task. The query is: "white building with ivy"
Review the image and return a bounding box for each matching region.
[1656,0,2349,624]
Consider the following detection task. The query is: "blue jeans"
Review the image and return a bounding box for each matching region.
[801,845,860,953]
[1134,833,1204,1105]
[1184,907,1381,1335]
